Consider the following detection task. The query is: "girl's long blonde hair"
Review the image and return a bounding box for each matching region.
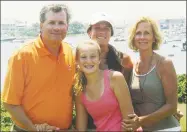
[73,39,101,96]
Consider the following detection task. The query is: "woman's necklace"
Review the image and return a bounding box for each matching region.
[137,52,154,101]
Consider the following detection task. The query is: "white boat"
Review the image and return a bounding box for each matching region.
[13,39,25,43]
[1,36,16,41]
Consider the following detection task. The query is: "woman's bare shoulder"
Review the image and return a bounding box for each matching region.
[155,53,176,76]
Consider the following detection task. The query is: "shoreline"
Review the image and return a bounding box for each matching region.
[1,35,186,88]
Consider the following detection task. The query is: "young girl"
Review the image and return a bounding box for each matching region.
[74,39,142,131]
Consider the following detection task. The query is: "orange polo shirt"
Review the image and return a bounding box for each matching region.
[2,35,75,130]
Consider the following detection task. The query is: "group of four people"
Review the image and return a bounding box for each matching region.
[2,3,182,131]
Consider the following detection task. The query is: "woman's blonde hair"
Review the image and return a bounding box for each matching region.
[73,39,101,96]
[128,16,163,51]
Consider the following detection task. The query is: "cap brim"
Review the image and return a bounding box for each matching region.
[90,18,112,26]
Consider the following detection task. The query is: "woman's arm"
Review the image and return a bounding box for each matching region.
[75,94,88,131]
[121,53,134,85]
[138,58,178,127]
[110,71,136,131]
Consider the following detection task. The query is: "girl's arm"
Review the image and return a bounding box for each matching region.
[110,71,137,131]
[75,94,88,131]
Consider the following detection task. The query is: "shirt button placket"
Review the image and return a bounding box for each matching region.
[57,56,60,64]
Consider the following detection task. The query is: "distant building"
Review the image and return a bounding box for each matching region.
[159,19,169,29]
[1,19,16,35]
[15,21,27,31]
[1,18,28,36]
[159,18,185,30]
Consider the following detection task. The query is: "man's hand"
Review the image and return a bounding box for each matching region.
[35,123,59,131]
[173,109,184,121]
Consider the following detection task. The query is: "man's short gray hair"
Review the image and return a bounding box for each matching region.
[40,4,71,24]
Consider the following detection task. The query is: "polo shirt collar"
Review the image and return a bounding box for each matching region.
[34,35,66,57]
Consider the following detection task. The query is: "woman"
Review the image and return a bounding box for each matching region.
[73,40,141,131]
[122,17,181,131]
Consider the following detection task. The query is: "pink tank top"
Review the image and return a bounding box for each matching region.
[81,70,122,131]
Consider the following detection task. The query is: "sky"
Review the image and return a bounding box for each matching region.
[1,1,186,25]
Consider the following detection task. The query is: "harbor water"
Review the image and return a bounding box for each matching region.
[1,35,186,90]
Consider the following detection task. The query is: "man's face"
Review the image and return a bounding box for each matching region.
[40,10,68,42]
[88,21,112,46]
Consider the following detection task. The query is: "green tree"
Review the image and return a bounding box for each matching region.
[1,102,13,131]
[177,74,187,103]
[68,21,86,34]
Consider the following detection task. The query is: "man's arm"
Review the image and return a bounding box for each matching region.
[2,51,37,130]
[3,103,37,131]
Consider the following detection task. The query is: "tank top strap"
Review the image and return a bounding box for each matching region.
[156,56,165,68]
[130,61,138,86]
[155,56,165,79]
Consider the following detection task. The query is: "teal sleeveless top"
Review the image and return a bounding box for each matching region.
[129,63,180,131]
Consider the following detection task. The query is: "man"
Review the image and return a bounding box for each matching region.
[86,12,183,130]
[2,4,75,131]
[86,12,133,129]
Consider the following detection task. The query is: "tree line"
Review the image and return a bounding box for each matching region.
[5,21,87,37]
